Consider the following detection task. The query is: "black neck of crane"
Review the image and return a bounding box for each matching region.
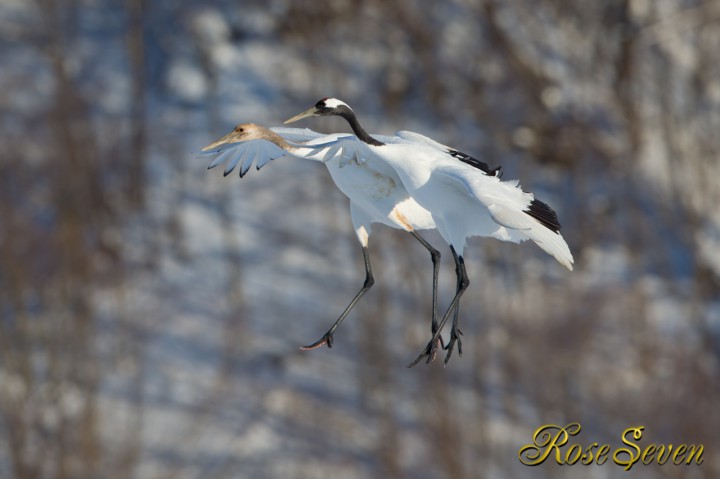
[336,107,385,146]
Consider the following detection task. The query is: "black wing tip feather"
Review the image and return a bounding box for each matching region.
[524,199,561,233]
[449,149,502,177]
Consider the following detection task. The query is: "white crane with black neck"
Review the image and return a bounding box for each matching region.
[285,98,573,366]
[201,122,469,358]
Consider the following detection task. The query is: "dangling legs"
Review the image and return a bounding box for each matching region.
[409,231,444,350]
[409,246,469,367]
[300,245,374,350]
[443,247,465,365]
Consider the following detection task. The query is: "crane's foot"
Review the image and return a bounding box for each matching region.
[300,332,334,350]
[408,336,443,367]
[443,327,463,366]
[408,342,436,367]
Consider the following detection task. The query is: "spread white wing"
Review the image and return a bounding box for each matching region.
[197,127,350,177]
[199,139,291,177]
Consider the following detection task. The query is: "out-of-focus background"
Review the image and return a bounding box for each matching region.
[1,0,719,478]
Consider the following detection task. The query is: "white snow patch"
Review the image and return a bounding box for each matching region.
[167,61,208,101]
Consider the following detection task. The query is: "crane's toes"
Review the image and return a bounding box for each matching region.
[407,340,439,368]
[443,342,456,366]
[407,350,429,368]
[443,330,463,366]
[443,328,463,351]
[299,333,334,351]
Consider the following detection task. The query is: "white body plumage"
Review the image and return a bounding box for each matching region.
[284,97,573,365]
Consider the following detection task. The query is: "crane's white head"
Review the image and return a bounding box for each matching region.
[284,97,354,124]
[202,123,271,151]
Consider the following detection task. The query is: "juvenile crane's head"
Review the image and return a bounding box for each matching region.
[284,98,354,124]
[202,123,270,151]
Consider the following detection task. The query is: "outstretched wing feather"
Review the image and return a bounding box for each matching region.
[223,150,243,176]
[206,149,235,170]
[200,140,288,176]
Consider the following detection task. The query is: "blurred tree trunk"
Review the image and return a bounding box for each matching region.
[126,0,148,207]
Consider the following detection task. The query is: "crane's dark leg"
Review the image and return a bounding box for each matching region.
[408,246,469,367]
[409,231,444,351]
[300,245,374,350]
[443,248,465,365]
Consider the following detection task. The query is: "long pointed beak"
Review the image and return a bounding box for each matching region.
[201,131,239,151]
[284,106,319,124]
